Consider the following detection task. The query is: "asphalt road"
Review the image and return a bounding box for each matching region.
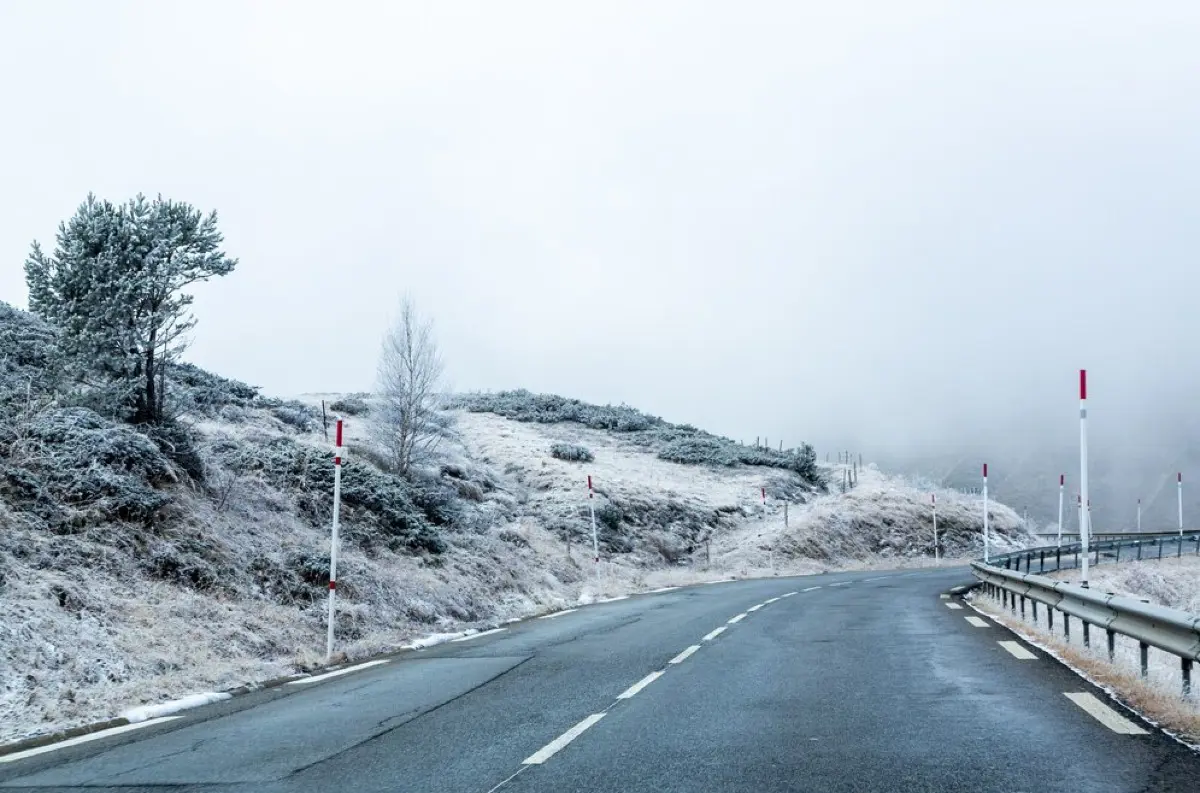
[3,567,1200,792]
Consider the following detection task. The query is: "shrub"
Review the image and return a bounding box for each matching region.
[167,362,259,417]
[272,401,318,432]
[210,434,445,554]
[550,443,594,463]
[329,396,370,416]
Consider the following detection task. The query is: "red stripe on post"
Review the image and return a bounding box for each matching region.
[587,475,592,490]
[334,456,341,466]
[336,419,343,447]
[1080,369,1087,401]
[1180,472,1183,483]
[983,463,988,478]
[329,580,336,590]
[1060,474,1064,486]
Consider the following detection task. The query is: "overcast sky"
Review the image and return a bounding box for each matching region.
[3,1,1199,464]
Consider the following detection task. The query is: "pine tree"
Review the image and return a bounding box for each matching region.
[25,194,237,423]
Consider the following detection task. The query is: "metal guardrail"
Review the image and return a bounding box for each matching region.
[971,541,1200,694]
[1034,530,1200,543]
[991,530,1200,576]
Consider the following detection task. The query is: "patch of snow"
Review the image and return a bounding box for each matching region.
[120,692,232,724]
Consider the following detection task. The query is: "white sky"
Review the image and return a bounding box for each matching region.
[2,1,1199,463]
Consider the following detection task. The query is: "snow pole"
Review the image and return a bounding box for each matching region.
[982,463,990,563]
[1178,473,1184,536]
[1079,369,1090,588]
[325,418,344,663]
[1057,474,1064,548]
[761,486,767,519]
[932,493,939,561]
[1137,498,1142,532]
[588,475,600,580]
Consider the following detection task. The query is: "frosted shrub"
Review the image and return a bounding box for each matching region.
[271,401,318,432]
[168,362,259,417]
[329,396,370,416]
[550,443,594,463]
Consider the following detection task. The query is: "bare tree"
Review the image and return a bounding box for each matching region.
[374,298,445,477]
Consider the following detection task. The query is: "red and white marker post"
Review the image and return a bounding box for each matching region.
[761,486,767,518]
[1079,370,1091,588]
[1057,475,1065,548]
[1137,498,1142,533]
[982,464,990,563]
[1178,473,1184,536]
[932,493,939,561]
[325,418,344,663]
[587,475,600,570]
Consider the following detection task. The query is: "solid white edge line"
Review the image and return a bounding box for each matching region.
[669,645,701,665]
[617,671,664,700]
[522,713,607,764]
[965,616,990,628]
[727,613,747,624]
[945,603,963,610]
[764,597,780,604]
[702,626,727,642]
[596,595,630,603]
[538,608,578,619]
[287,659,390,685]
[998,641,1037,660]
[1064,693,1149,735]
[801,586,821,592]
[748,604,764,612]
[647,586,678,594]
[451,628,507,643]
[0,717,181,764]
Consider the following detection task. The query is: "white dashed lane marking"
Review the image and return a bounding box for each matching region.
[1064,693,1149,735]
[702,626,727,642]
[523,714,607,764]
[945,603,963,610]
[965,616,990,628]
[782,591,799,597]
[728,613,747,624]
[617,671,664,700]
[748,604,764,612]
[998,641,1037,660]
[764,597,780,604]
[669,645,701,665]
[801,586,821,592]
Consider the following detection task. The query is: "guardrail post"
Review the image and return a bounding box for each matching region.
[1184,659,1193,696]
[1074,547,1079,569]
[1140,642,1149,678]
[1032,601,1039,622]
[1048,607,1055,630]
[1082,621,1090,648]
[1137,541,1142,561]
[1115,543,1121,564]
[1094,544,1100,566]
[1106,629,1115,661]
[1064,613,1071,641]
[1178,536,1184,558]
[1158,539,1164,560]
[1019,595,1026,619]
[1040,550,1045,572]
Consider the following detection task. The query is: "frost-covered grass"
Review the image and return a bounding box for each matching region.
[1047,555,1200,615]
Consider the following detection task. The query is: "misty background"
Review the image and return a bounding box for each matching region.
[2,1,1198,527]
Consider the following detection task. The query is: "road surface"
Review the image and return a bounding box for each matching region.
[3,568,1199,792]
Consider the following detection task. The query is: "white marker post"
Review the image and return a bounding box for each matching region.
[588,475,599,571]
[932,493,939,561]
[1137,498,1142,533]
[982,463,990,563]
[761,486,767,519]
[1057,474,1065,548]
[1079,369,1090,588]
[325,418,344,664]
[1178,473,1184,536]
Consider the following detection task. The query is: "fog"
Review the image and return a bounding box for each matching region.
[3,2,1199,522]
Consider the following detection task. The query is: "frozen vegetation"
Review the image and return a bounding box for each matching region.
[0,306,1034,743]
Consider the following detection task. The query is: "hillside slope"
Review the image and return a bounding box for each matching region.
[1,307,1032,741]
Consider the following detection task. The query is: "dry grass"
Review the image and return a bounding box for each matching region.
[970,594,1200,746]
